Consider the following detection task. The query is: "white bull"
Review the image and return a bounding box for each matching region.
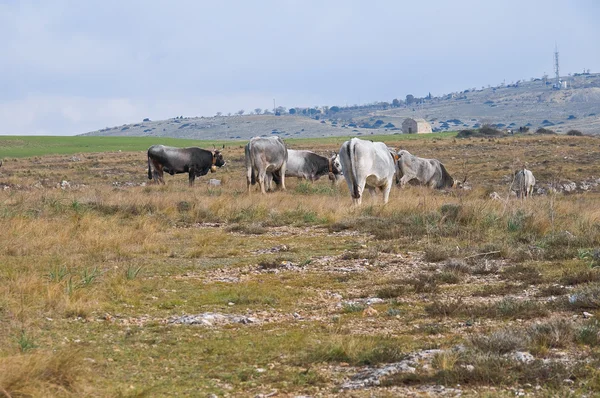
[338,138,398,205]
[513,168,535,198]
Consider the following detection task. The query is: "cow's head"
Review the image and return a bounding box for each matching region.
[330,153,342,174]
[211,150,226,172]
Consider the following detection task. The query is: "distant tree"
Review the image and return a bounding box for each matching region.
[427,92,432,100]
[143,118,150,122]
[392,98,400,107]
[227,112,232,117]
[406,94,415,105]
[567,129,583,136]
[379,102,390,110]
[275,106,286,115]
[237,109,245,115]
[263,109,272,115]
[215,112,222,117]
[289,108,296,115]
[330,106,340,113]
[254,108,262,115]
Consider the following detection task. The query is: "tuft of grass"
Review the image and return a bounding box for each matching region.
[376,285,406,299]
[226,222,267,235]
[302,335,405,366]
[341,303,366,313]
[472,283,523,297]
[527,318,574,353]
[560,269,600,286]
[16,330,36,352]
[575,319,600,346]
[469,328,528,354]
[423,245,451,263]
[565,284,600,310]
[0,350,83,396]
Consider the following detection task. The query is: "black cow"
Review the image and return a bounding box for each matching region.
[147,145,225,186]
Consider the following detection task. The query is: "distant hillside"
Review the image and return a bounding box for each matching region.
[82,73,600,139]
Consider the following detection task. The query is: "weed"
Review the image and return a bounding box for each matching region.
[48,265,69,282]
[125,265,143,280]
[80,267,100,286]
[16,330,36,352]
[341,303,365,313]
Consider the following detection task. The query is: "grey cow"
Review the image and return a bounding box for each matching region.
[269,149,343,183]
[147,145,225,186]
[396,150,457,189]
[245,136,288,194]
[513,168,535,198]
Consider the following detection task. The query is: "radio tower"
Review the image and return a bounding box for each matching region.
[554,44,560,89]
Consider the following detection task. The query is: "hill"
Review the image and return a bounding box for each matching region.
[81,73,600,139]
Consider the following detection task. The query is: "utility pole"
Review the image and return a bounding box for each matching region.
[273,99,276,114]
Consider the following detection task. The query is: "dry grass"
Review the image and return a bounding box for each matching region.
[1,134,600,395]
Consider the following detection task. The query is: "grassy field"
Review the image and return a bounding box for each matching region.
[1,134,600,396]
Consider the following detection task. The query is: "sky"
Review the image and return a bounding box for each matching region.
[1,0,599,136]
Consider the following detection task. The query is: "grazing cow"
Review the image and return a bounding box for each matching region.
[245,136,288,194]
[338,138,398,205]
[396,150,457,189]
[513,168,535,198]
[270,150,342,182]
[147,145,225,186]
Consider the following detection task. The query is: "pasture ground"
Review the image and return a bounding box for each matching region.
[1,134,600,396]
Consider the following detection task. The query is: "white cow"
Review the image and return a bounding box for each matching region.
[396,150,457,189]
[338,138,398,205]
[513,168,535,198]
[245,136,288,194]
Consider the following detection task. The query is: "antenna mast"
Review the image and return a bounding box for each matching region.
[554,44,560,89]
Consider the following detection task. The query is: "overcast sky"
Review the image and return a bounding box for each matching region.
[1,0,598,135]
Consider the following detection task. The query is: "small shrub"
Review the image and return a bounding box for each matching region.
[437,271,462,284]
[406,274,439,293]
[469,328,528,354]
[565,284,600,310]
[567,129,583,136]
[376,285,406,299]
[425,297,465,317]
[575,319,600,346]
[528,318,574,351]
[423,245,451,263]
[342,303,365,313]
[560,269,600,286]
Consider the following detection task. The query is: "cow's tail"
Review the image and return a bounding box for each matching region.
[439,163,454,189]
[245,142,257,185]
[348,140,360,199]
[147,152,153,180]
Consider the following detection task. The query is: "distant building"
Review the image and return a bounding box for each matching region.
[402,118,432,134]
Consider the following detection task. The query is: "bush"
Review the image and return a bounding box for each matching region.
[567,130,583,136]
[457,125,503,138]
[535,127,556,135]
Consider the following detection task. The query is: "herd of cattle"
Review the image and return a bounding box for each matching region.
[147,137,537,204]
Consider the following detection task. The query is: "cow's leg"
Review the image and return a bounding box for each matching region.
[399,175,410,188]
[188,169,195,187]
[382,181,392,204]
[246,167,253,193]
[279,163,287,191]
[258,171,267,194]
